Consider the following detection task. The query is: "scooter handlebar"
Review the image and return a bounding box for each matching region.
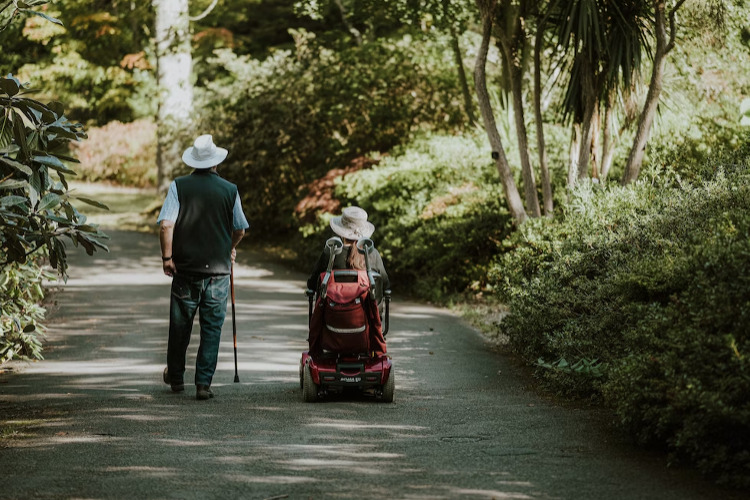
[326,236,344,255]
[355,238,374,255]
[320,237,343,300]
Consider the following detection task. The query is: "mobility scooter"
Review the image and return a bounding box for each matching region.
[300,236,393,402]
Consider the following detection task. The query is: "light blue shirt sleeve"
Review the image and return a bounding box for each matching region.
[156,181,180,223]
[233,193,250,230]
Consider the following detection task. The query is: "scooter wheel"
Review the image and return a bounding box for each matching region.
[381,368,395,403]
[302,363,319,403]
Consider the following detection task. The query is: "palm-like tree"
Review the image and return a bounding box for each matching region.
[547,0,652,185]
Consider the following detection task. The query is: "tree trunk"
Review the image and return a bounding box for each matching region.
[509,59,541,217]
[474,1,527,224]
[499,13,540,218]
[576,56,597,181]
[568,123,580,189]
[600,94,616,182]
[621,0,685,184]
[449,24,476,126]
[621,57,667,184]
[154,0,193,193]
[443,0,475,126]
[590,101,600,180]
[533,21,553,216]
[333,0,362,46]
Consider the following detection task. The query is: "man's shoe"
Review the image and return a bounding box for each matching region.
[163,367,185,393]
[196,385,214,400]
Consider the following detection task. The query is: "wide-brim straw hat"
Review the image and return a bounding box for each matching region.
[182,134,228,169]
[330,206,375,240]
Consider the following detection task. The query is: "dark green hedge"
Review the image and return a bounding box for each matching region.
[494,162,750,488]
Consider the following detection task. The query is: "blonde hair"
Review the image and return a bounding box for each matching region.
[345,239,366,270]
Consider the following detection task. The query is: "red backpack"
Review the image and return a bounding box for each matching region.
[309,270,385,355]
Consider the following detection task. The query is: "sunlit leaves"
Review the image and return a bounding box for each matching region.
[0,260,51,362]
[0,0,61,32]
[0,73,109,281]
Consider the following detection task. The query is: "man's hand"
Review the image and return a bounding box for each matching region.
[163,259,177,277]
[230,229,244,265]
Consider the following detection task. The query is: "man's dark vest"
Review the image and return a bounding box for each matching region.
[173,170,237,276]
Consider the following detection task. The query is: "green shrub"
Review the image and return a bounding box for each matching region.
[71,119,156,187]
[0,261,53,363]
[1,74,109,279]
[1,73,108,364]
[493,159,750,487]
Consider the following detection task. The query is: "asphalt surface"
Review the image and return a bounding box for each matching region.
[0,230,742,499]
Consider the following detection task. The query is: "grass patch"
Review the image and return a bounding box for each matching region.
[0,419,46,441]
[68,182,161,232]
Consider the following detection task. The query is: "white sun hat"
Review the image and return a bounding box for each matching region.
[330,206,375,240]
[182,134,228,169]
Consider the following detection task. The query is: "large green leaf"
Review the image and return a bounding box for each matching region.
[47,101,65,118]
[28,170,41,207]
[48,152,79,163]
[33,155,77,175]
[37,192,61,212]
[0,195,27,207]
[0,179,27,190]
[45,125,79,141]
[0,77,20,97]
[73,196,109,210]
[0,156,32,176]
[15,98,52,125]
[45,215,70,225]
[12,114,30,160]
[0,111,12,149]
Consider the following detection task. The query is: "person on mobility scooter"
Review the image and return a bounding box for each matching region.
[301,207,394,402]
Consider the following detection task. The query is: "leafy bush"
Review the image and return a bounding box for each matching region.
[1,74,108,363]
[199,31,467,234]
[300,132,514,300]
[0,261,53,363]
[493,156,750,487]
[71,119,156,187]
[1,75,109,277]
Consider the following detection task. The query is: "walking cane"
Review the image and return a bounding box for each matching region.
[231,264,239,383]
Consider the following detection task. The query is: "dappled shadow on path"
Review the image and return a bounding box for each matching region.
[1,231,741,499]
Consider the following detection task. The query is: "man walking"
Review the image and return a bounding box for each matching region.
[157,134,249,400]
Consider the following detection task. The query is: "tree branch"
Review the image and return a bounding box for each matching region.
[333,0,362,46]
[188,0,219,22]
[667,0,688,51]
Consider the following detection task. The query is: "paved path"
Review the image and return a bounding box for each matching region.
[0,231,741,499]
